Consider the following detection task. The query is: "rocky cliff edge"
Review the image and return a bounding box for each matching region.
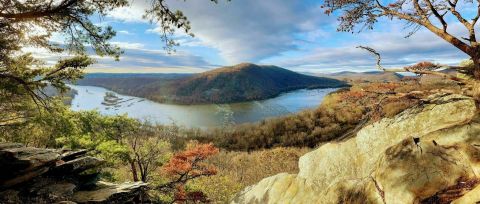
[233,93,480,204]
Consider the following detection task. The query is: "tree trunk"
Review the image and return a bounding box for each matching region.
[471,57,480,101]
[473,57,480,80]
[141,171,147,183]
[136,160,147,182]
[130,161,139,182]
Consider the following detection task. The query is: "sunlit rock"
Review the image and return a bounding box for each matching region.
[233,94,480,204]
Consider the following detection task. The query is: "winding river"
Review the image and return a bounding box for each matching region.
[69,85,337,128]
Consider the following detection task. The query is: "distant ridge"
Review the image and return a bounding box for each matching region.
[82,73,193,79]
[77,63,348,104]
[314,71,404,82]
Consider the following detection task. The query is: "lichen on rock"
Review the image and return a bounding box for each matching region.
[232,94,480,204]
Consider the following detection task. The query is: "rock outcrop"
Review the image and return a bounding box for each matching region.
[233,93,480,204]
[0,144,147,203]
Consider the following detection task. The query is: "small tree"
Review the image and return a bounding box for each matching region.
[126,124,172,182]
[158,143,219,203]
[323,0,480,80]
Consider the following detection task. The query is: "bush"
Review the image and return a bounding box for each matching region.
[190,147,309,202]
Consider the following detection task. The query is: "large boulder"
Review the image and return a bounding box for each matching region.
[233,93,480,204]
[0,145,147,203]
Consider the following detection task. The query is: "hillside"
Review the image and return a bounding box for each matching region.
[314,71,404,83]
[77,63,348,104]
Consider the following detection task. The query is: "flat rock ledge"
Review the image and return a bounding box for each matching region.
[0,144,147,203]
[233,93,480,204]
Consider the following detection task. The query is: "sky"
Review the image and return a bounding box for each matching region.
[37,0,477,73]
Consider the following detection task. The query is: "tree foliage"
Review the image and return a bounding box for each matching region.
[155,142,219,203]
[0,0,222,126]
[125,124,172,182]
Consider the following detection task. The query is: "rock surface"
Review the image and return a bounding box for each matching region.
[73,181,148,203]
[233,93,480,204]
[0,145,147,203]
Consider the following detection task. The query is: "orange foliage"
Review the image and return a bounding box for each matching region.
[161,143,219,203]
[405,61,438,71]
[365,82,400,93]
[340,90,367,101]
[164,143,219,176]
[174,185,209,203]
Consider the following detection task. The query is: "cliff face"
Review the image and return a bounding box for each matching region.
[0,144,147,203]
[233,93,480,204]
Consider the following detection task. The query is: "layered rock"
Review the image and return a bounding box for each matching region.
[0,144,147,203]
[233,93,480,204]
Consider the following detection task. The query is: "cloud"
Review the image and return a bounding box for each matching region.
[117,30,133,35]
[90,45,213,72]
[266,22,471,73]
[97,1,475,73]
[159,0,333,64]
[107,1,146,23]
[111,41,145,49]
[26,41,213,73]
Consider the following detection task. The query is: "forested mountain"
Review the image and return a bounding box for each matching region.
[77,63,348,104]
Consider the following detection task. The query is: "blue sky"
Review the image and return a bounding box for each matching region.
[50,0,477,73]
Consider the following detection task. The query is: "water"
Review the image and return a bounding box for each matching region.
[69,85,337,128]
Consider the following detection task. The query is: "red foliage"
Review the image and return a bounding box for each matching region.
[365,82,400,93]
[174,187,209,203]
[405,61,438,71]
[164,143,219,176]
[340,90,367,101]
[162,143,219,203]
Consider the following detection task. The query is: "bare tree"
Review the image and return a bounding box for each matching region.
[323,0,480,80]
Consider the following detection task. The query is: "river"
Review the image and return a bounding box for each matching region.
[69,85,337,128]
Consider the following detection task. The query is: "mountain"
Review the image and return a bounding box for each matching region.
[77,63,348,104]
[314,71,404,83]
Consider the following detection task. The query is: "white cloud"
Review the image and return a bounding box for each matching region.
[107,1,146,23]
[81,1,478,72]
[111,41,144,49]
[161,0,332,64]
[117,30,132,35]
[91,46,213,71]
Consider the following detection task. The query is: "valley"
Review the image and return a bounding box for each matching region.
[76,63,348,104]
[69,84,339,128]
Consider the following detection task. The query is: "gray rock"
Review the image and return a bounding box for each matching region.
[61,149,88,162]
[53,156,105,175]
[0,146,61,188]
[0,144,146,203]
[0,143,24,150]
[73,181,148,203]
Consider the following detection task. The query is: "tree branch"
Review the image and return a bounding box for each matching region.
[357,46,472,84]
[447,0,471,29]
[0,0,79,20]
[423,0,448,32]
